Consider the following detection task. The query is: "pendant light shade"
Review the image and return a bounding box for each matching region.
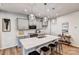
[29,14,35,20]
[42,17,48,27]
[29,14,36,25]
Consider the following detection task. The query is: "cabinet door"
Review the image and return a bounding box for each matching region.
[17,18,29,30]
[36,19,42,29]
[29,19,36,25]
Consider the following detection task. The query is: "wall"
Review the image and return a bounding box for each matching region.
[0,17,2,48]
[0,11,79,49]
[46,11,79,47]
[0,11,43,49]
[0,11,27,49]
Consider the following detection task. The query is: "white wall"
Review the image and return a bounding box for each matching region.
[60,12,79,47]
[0,17,2,48]
[0,11,43,49]
[0,11,79,49]
[46,11,79,47]
[0,11,27,49]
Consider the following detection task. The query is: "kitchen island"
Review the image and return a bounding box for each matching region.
[20,35,60,55]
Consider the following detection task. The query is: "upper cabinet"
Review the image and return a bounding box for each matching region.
[36,19,42,29]
[17,14,48,31]
[17,18,29,31]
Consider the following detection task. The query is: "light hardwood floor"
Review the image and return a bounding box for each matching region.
[63,45,79,55]
[0,47,21,55]
[0,44,79,55]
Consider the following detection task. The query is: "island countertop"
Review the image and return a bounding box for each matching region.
[20,35,60,50]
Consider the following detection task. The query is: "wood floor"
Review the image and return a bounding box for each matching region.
[0,47,21,55]
[0,44,79,55]
[63,45,79,55]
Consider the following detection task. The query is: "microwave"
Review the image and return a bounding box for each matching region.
[29,25,36,29]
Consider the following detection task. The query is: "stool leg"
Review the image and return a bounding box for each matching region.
[55,45,58,54]
[40,50,47,55]
[60,43,63,54]
[58,44,60,54]
[59,43,63,54]
[51,48,52,54]
[44,52,46,55]
[51,48,54,55]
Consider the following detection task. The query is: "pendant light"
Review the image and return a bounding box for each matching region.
[52,8,57,24]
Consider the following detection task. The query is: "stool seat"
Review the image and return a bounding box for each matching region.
[48,44,56,47]
[40,46,49,52]
[54,42,59,45]
[28,51,40,55]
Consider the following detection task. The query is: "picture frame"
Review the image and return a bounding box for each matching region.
[62,22,69,33]
[2,18,11,32]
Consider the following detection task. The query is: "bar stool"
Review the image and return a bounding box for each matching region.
[58,40,63,54]
[55,42,59,53]
[40,46,49,55]
[53,41,63,55]
[28,51,40,55]
[48,43,56,54]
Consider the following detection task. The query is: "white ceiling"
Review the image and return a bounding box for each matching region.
[0,3,79,18]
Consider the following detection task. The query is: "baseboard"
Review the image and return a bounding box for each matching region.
[0,45,17,50]
[63,43,79,48]
[70,44,79,48]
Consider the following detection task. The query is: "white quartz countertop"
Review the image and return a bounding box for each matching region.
[20,35,60,50]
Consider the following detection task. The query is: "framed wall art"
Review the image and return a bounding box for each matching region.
[62,22,69,33]
[2,18,11,32]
